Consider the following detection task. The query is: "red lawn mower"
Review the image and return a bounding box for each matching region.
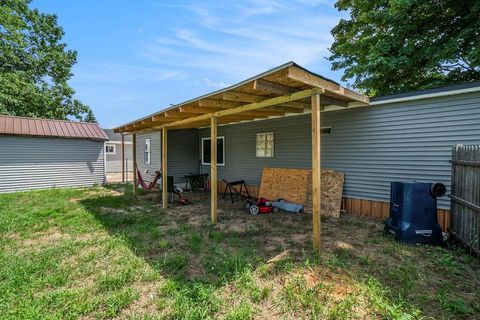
[245,197,279,215]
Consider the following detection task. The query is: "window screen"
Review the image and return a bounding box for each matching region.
[256,132,274,157]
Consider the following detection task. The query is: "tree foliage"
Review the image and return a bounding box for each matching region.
[0,0,96,122]
[329,0,480,96]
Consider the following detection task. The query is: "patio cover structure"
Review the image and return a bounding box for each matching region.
[114,61,369,250]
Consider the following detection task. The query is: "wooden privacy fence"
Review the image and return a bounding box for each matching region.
[450,144,480,255]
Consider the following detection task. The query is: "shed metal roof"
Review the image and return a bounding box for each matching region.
[0,115,108,140]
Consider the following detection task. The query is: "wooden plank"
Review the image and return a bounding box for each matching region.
[450,160,480,167]
[311,93,321,251]
[161,88,323,129]
[450,194,480,213]
[253,79,297,95]
[179,106,222,113]
[132,133,137,196]
[162,128,168,209]
[259,168,310,204]
[287,65,369,103]
[211,116,218,224]
[121,134,125,183]
[164,110,200,118]
[151,115,176,123]
[199,99,243,109]
[222,91,265,103]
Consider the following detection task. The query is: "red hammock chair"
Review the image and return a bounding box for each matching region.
[136,165,162,190]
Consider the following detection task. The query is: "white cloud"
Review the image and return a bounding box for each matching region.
[73,63,187,83]
[140,0,341,81]
[202,77,229,89]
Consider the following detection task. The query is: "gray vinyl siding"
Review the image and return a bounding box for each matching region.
[167,129,200,183]
[105,142,133,173]
[136,132,161,182]
[0,135,105,193]
[136,129,199,184]
[199,91,480,209]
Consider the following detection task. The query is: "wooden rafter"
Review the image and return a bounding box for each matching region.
[114,63,371,134]
[253,79,297,95]
[160,88,323,129]
[287,66,369,104]
[199,99,242,109]
[222,91,266,103]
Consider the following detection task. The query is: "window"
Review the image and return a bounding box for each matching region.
[105,144,116,154]
[256,132,274,157]
[321,126,332,135]
[202,137,225,166]
[144,139,151,164]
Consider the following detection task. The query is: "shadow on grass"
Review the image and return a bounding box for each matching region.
[80,185,312,285]
[79,184,480,319]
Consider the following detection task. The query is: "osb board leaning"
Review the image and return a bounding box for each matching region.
[259,167,345,218]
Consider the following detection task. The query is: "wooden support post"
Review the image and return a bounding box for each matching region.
[132,133,137,196]
[162,128,168,209]
[121,134,125,183]
[311,94,322,250]
[210,116,218,224]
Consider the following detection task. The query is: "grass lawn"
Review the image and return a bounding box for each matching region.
[0,184,479,319]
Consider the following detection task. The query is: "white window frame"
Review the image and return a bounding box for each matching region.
[201,136,225,166]
[105,144,116,155]
[256,132,274,158]
[144,139,151,164]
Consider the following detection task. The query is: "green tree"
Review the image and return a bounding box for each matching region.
[329,0,480,96]
[0,0,96,122]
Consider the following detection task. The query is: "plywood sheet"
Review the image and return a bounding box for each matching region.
[259,167,345,218]
[259,168,310,204]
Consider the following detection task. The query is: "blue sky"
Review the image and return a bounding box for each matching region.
[32,0,347,128]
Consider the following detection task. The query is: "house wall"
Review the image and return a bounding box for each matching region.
[0,135,105,193]
[199,91,480,209]
[136,129,199,184]
[105,142,133,173]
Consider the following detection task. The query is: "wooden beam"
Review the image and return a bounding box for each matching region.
[152,115,175,122]
[160,88,322,129]
[121,134,125,183]
[264,105,305,113]
[180,105,284,117]
[317,96,349,107]
[132,133,137,197]
[287,66,369,104]
[311,94,321,251]
[216,88,322,118]
[199,99,242,109]
[179,105,222,113]
[164,110,200,118]
[222,91,265,103]
[210,116,218,224]
[283,101,311,109]
[162,128,168,209]
[253,79,297,95]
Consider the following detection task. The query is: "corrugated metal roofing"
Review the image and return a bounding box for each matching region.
[0,115,108,140]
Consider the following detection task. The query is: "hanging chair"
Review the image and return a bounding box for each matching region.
[136,164,162,190]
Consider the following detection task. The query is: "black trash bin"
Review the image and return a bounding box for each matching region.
[385,181,446,245]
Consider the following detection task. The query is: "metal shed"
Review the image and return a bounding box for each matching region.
[0,115,108,193]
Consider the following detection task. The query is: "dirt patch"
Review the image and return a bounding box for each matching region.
[100,207,127,214]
